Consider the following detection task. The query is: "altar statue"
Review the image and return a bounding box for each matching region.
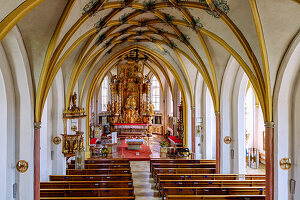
[125,96,137,110]
[149,103,154,116]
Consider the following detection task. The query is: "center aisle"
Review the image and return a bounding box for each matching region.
[131,161,160,200]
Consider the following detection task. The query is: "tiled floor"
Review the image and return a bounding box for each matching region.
[130,161,160,200]
[245,164,266,174]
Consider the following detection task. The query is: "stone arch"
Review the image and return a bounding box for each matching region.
[273,32,300,200]
[194,71,204,159]
[220,56,240,174]
[0,43,16,200]
[2,26,35,200]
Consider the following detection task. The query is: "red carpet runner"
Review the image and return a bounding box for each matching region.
[118,140,152,161]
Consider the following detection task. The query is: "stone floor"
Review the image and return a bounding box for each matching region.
[245,163,266,174]
[130,161,160,200]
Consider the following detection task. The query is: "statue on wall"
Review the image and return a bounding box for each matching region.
[71,92,77,107]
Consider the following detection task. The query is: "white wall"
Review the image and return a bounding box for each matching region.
[205,87,216,159]
[291,70,300,200]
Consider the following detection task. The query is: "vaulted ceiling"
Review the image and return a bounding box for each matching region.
[1,0,299,122]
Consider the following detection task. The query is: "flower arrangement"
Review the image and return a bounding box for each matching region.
[159,140,169,148]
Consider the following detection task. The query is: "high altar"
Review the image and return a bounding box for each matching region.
[107,60,154,133]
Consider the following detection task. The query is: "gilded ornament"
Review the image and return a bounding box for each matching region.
[224,136,232,144]
[16,160,29,173]
[280,158,291,170]
[53,136,62,145]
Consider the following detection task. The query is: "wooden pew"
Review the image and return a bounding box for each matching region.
[41,181,133,189]
[50,174,132,182]
[151,164,216,177]
[150,159,216,174]
[161,186,265,199]
[153,168,216,180]
[165,194,265,200]
[66,168,131,175]
[40,188,134,197]
[68,163,130,169]
[158,180,265,194]
[155,174,266,186]
[41,197,135,200]
[71,159,130,164]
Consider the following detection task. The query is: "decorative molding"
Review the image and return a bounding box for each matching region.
[34,122,41,130]
[264,121,275,128]
[279,158,292,170]
[53,136,62,145]
[16,160,29,173]
[224,136,232,144]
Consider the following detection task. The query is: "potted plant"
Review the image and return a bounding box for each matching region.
[159,140,169,158]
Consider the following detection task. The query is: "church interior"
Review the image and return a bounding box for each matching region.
[0,0,299,199]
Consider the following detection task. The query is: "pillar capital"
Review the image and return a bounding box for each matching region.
[34,122,41,130]
[264,121,275,128]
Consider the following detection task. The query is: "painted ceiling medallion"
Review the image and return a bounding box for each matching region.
[16,160,29,173]
[83,0,100,14]
[199,0,230,18]
[224,136,232,144]
[280,158,291,170]
[53,136,62,145]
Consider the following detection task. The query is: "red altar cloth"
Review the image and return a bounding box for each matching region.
[168,136,183,145]
[118,140,152,161]
[114,123,149,126]
[90,138,98,144]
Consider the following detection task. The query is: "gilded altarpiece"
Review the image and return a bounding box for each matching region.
[107,61,154,128]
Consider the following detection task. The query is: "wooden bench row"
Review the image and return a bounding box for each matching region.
[154,174,266,187]
[68,163,130,169]
[153,168,216,181]
[158,180,265,195]
[41,197,135,200]
[40,188,134,197]
[71,159,130,164]
[165,194,265,200]
[150,159,216,173]
[41,181,133,189]
[50,174,133,181]
[161,187,265,199]
[150,159,265,199]
[43,159,135,199]
[66,168,131,175]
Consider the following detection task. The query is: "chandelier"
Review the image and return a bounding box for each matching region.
[125,49,148,62]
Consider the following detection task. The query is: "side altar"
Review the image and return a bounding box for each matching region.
[106,59,154,136]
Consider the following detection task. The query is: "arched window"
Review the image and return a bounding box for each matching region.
[101,77,109,111]
[151,76,160,111]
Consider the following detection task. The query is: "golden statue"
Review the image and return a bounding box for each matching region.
[149,103,154,115]
[71,92,77,107]
[73,138,78,152]
[125,96,137,109]
[64,139,70,153]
